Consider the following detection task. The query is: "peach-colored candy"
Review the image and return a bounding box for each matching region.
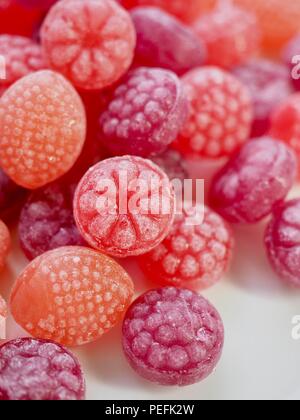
[0,220,10,270]
[10,246,134,346]
[0,70,86,189]
[0,295,7,339]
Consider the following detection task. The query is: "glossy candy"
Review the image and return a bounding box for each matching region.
[19,181,86,260]
[74,156,176,258]
[130,7,206,75]
[0,220,11,270]
[99,67,188,157]
[210,137,297,224]
[265,199,300,287]
[41,0,136,91]
[173,67,253,159]
[0,338,85,400]
[139,205,233,290]
[10,246,134,346]
[0,70,86,189]
[122,287,224,386]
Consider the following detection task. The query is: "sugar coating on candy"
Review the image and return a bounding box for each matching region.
[210,137,297,224]
[19,181,86,260]
[0,35,46,95]
[265,199,300,287]
[151,150,188,183]
[0,295,7,340]
[120,0,204,23]
[10,246,134,346]
[270,94,300,169]
[139,206,233,290]
[74,156,176,258]
[193,3,260,69]
[99,67,188,157]
[173,67,253,159]
[130,7,206,75]
[122,287,224,386]
[0,219,11,270]
[0,168,27,222]
[282,35,300,91]
[0,70,86,189]
[232,59,292,137]
[0,338,85,400]
[41,0,136,91]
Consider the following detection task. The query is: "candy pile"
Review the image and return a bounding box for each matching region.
[0,0,299,400]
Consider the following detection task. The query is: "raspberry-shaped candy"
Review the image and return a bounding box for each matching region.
[0,338,85,400]
[10,246,134,346]
[0,295,7,340]
[0,70,86,189]
[270,94,300,169]
[41,0,136,91]
[74,156,176,258]
[265,199,300,287]
[151,150,188,183]
[19,181,86,260]
[173,67,253,159]
[130,7,206,75]
[122,287,224,386]
[99,67,188,158]
[232,59,292,137]
[120,0,204,23]
[210,137,297,224]
[193,3,260,69]
[282,35,300,92]
[0,168,27,222]
[0,220,10,270]
[0,35,46,95]
[139,205,233,290]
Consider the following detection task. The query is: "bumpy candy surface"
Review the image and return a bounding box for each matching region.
[120,0,204,23]
[122,287,224,386]
[41,0,136,90]
[282,34,300,91]
[0,70,86,189]
[99,67,188,157]
[74,156,176,258]
[10,247,134,346]
[265,199,300,287]
[0,168,27,222]
[0,35,46,95]
[174,67,253,159]
[139,205,233,290]
[210,137,297,224]
[19,181,85,260]
[130,7,206,75]
[232,59,292,137]
[193,3,260,69]
[0,219,11,270]
[0,338,85,400]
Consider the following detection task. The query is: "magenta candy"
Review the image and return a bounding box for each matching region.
[232,59,292,137]
[0,168,27,222]
[99,67,188,157]
[0,338,85,400]
[210,137,297,224]
[151,150,188,183]
[19,181,85,260]
[265,199,300,287]
[130,7,206,75]
[282,34,300,91]
[122,287,224,386]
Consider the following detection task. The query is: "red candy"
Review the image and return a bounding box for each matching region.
[99,67,188,157]
[19,181,86,260]
[0,70,86,189]
[130,7,206,75]
[0,168,27,222]
[193,3,260,69]
[210,137,297,224]
[74,156,176,258]
[122,287,224,386]
[0,35,46,96]
[0,219,11,270]
[232,59,292,137]
[265,199,300,287]
[41,0,136,91]
[0,0,43,37]
[151,150,188,183]
[0,338,85,400]
[10,246,134,346]
[173,67,253,159]
[139,205,233,290]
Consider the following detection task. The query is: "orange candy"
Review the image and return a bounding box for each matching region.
[0,70,86,189]
[0,220,11,271]
[10,247,134,347]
